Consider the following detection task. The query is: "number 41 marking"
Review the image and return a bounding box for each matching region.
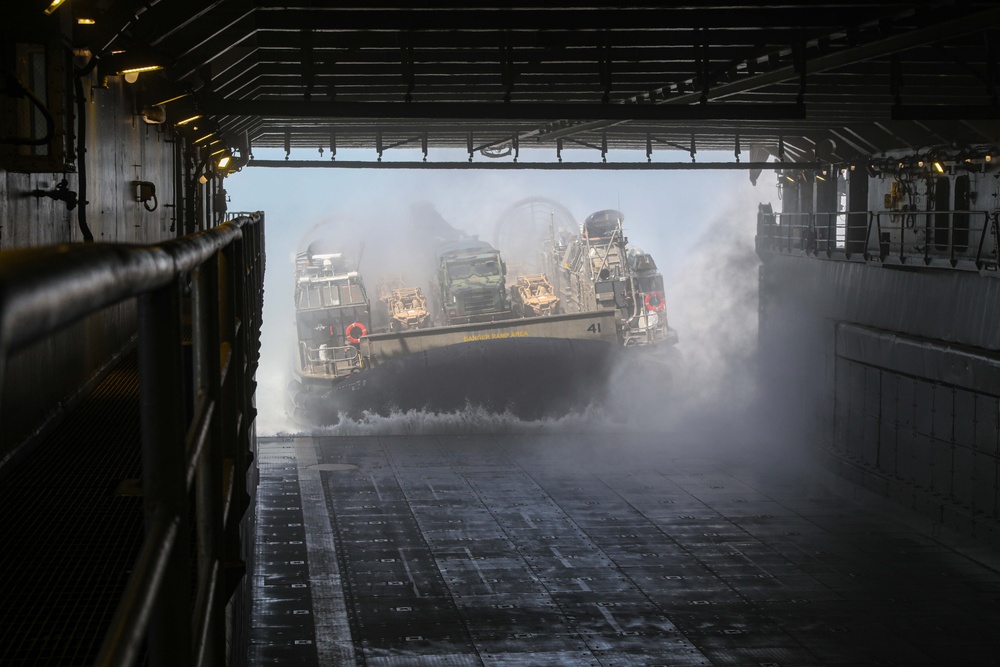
[587,323,602,333]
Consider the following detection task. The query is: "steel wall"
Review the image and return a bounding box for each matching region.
[0,72,179,456]
[758,253,1000,544]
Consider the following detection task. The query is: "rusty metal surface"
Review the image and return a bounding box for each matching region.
[251,434,1000,665]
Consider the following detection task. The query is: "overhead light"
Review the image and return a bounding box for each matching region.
[210,148,226,156]
[77,17,95,25]
[194,132,215,144]
[217,156,231,169]
[986,154,992,163]
[176,114,201,126]
[933,161,945,173]
[44,0,67,14]
[123,72,140,84]
[119,64,164,75]
[198,174,209,184]
[101,50,167,77]
[917,160,924,167]
[155,93,189,106]
[816,172,826,181]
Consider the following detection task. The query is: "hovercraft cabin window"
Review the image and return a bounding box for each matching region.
[341,283,366,305]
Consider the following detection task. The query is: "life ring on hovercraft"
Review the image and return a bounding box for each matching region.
[644,291,665,312]
[345,322,368,345]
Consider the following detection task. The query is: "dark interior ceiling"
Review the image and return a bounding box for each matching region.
[67,1,1000,163]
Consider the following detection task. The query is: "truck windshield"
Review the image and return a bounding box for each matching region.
[447,262,473,279]
[447,260,500,279]
[472,260,499,277]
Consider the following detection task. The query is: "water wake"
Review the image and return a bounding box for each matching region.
[270,400,622,437]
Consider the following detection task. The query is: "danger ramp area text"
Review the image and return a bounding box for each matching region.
[463,331,530,342]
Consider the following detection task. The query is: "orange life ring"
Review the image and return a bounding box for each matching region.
[345,321,368,344]
[644,291,665,312]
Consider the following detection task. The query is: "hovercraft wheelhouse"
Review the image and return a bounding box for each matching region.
[293,245,371,382]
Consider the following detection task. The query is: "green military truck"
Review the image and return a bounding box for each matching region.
[434,239,512,325]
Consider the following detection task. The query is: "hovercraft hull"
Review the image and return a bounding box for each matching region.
[288,336,618,427]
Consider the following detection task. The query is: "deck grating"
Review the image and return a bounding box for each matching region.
[0,355,145,666]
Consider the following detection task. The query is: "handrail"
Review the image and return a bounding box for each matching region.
[93,510,180,667]
[0,219,245,356]
[0,213,265,667]
[756,208,998,271]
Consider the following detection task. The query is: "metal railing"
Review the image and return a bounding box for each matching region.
[0,213,265,667]
[870,209,995,269]
[756,208,999,271]
[300,341,362,377]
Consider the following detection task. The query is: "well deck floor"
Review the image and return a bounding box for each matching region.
[250,433,1000,666]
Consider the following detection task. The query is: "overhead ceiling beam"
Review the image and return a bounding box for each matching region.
[699,7,1000,104]
[532,6,1000,142]
[245,159,825,170]
[250,27,845,51]
[202,100,806,121]
[254,7,907,32]
[891,105,1000,120]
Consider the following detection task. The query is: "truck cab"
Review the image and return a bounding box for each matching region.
[435,239,512,325]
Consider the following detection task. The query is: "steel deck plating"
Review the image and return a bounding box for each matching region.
[250,433,1000,665]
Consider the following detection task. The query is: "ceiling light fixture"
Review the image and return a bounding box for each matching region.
[119,64,164,75]
[155,93,188,106]
[176,114,202,126]
[44,0,67,14]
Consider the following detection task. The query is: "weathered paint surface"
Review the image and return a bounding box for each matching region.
[1,73,179,452]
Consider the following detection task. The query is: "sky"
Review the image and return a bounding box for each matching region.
[225,146,772,434]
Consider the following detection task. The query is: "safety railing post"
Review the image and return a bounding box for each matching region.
[138,281,192,667]
[975,213,993,267]
[229,237,251,548]
[219,240,246,606]
[194,253,225,667]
